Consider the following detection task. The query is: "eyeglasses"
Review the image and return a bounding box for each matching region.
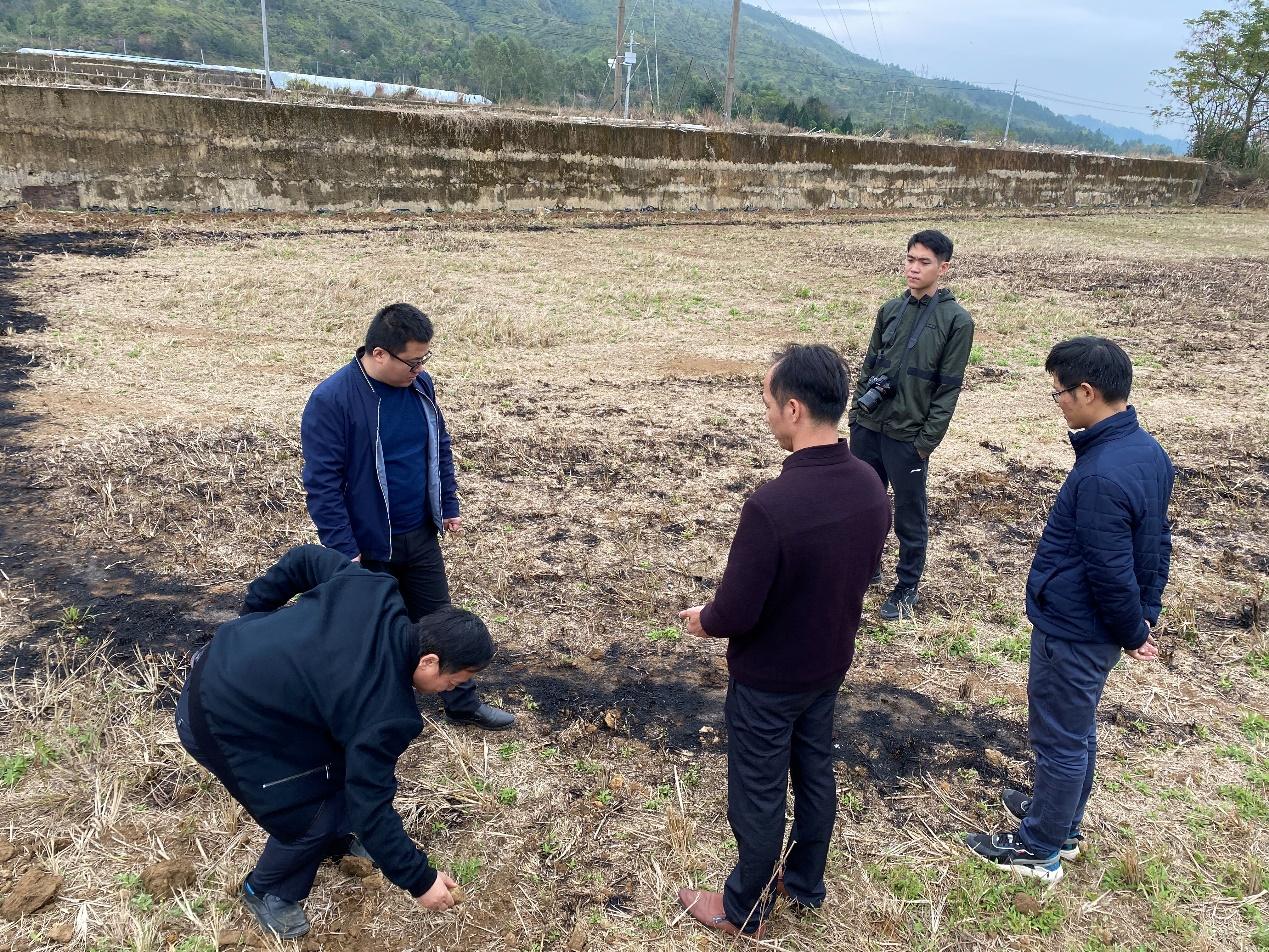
[386,349,432,372]
[1050,384,1082,403]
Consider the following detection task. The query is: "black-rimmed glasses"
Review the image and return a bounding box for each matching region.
[387,350,432,372]
[1050,384,1081,403]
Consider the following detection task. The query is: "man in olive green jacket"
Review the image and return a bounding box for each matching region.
[848,229,974,620]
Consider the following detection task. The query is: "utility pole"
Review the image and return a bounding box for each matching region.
[623,34,636,120]
[1003,78,1018,144]
[612,0,625,111]
[259,0,274,96]
[652,0,660,116]
[722,0,740,123]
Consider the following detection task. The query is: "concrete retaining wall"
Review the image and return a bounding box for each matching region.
[0,84,1207,213]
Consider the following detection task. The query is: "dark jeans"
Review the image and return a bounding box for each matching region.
[848,424,929,588]
[1020,629,1121,857]
[723,677,842,932]
[361,526,480,717]
[176,673,350,903]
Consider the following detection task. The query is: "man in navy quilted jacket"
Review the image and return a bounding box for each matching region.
[965,336,1173,884]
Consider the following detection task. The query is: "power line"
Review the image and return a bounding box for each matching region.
[1018,84,1158,113]
[832,2,858,56]
[863,0,885,62]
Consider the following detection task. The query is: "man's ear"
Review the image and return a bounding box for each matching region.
[416,653,440,675]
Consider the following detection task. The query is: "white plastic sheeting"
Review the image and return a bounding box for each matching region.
[17,48,491,105]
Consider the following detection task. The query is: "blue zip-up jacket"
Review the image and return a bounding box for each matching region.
[1025,407,1173,651]
[301,350,460,561]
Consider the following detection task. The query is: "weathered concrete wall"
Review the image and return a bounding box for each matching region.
[0,84,1207,214]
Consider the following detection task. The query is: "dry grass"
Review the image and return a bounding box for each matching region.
[1,206,1267,951]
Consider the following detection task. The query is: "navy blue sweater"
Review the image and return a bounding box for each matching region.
[699,441,890,693]
[1026,407,1174,651]
[194,545,436,897]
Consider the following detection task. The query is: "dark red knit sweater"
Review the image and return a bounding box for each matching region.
[699,440,890,693]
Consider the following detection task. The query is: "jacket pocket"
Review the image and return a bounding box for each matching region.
[261,763,329,790]
[1028,566,1060,606]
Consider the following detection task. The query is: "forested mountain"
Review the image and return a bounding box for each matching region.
[1065,114,1188,156]
[4,0,1124,149]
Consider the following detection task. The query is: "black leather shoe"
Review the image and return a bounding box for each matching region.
[241,882,310,940]
[445,702,516,731]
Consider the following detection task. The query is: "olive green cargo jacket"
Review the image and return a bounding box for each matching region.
[847,288,974,457]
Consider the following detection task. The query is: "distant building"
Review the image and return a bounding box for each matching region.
[17,48,492,106]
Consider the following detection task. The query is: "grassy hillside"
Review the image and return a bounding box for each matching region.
[2,0,1120,148]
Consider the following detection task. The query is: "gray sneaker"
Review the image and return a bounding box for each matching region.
[241,882,310,940]
[1001,788,1084,859]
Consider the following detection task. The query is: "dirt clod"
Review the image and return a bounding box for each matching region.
[141,857,196,898]
[959,674,983,701]
[984,748,1008,770]
[1013,893,1043,916]
[0,841,20,864]
[566,922,588,951]
[217,928,261,949]
[339,855,376,878]
[449,883,467,904]
[1,869,62,919]
[45,923,75,944]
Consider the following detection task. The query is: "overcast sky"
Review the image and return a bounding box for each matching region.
[763,0,1213,139]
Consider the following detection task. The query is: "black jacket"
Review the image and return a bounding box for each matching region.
[189,545,435,896]
[848,288,974,455]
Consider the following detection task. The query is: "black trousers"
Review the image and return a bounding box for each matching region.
[848,424,929,588]
[361,526,481,716]
[176,677,351,903]
[723,677,842,931]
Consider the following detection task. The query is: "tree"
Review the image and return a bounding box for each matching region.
[1152,1,1269,166]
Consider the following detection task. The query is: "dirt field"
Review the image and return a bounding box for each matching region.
[1,205,1266,952]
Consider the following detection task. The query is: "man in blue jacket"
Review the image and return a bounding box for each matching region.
[175,545,494,938]
[966,337,1172,884]
[301,303,513,731]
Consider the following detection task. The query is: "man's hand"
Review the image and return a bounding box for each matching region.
[1125,633,1159,662]
[678,606,711,638]
[443,517,463,536]
[416,871,459,912]
[916,447,931,460]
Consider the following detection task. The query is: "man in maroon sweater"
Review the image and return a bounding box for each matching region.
[677,344,890,938]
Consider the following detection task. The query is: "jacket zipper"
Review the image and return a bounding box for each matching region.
[261,763,329,789]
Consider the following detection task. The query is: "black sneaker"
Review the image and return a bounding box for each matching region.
[879,584,920,620]
[964,831,1063,884]
[1001,789,1084,859]
[241,881,310,939]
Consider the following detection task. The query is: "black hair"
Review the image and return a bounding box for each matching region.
[413,606,494,673]
[768,344,852,424]
[365,303,434,354]
[1045,336,1133,403]
[908,229,954,262]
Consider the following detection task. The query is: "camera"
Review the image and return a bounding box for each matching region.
[857,374,895,414]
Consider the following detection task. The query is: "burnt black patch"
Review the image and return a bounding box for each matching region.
[0,226,226,677]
